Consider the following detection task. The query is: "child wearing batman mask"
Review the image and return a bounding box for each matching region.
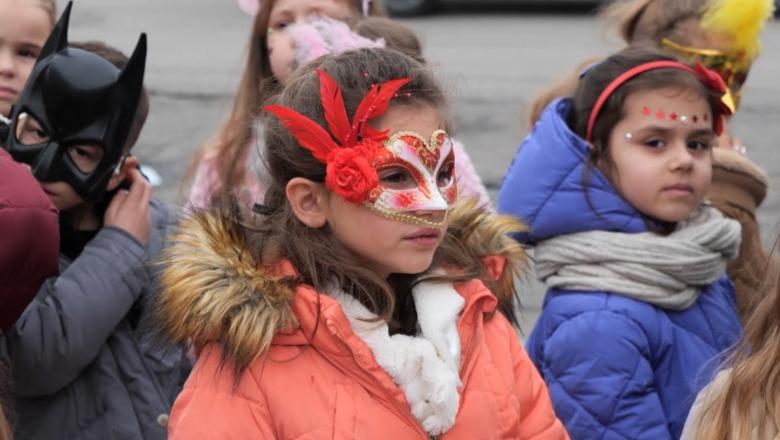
[0,4,189,439]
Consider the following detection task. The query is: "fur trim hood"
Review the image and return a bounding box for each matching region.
[157,201,528,372]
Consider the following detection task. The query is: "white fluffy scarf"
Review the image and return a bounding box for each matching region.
[534,205,742,310]
[330,281,464,436]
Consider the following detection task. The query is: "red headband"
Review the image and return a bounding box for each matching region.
[585,60,733,142]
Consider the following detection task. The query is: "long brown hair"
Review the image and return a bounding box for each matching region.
[691,239,780,439]
[186,0,385,203]
[241,48,495,334]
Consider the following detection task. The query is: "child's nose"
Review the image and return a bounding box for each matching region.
[669,143,695,171]
[0,50,17,77]
[411,209,447,224]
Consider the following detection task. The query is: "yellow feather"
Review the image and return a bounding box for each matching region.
[701,0,775,59]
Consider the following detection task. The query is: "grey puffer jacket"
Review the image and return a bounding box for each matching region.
[3,198,190,440]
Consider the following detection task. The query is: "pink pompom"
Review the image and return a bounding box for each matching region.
[288,17,385,67]
[235,0,260,15]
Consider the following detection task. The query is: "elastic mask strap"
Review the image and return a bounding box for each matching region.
[113,155,127,176]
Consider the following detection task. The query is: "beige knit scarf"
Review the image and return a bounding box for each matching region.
[534,206,742,310]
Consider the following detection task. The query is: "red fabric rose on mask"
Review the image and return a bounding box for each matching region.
[325,143,379,203]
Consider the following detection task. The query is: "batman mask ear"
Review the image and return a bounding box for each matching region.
[117,33,147,112]
[37,1,72,63]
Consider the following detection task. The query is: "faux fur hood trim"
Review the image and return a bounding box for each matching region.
[157,210,297,372]
[158,201,528,372]
[444,199,530,316]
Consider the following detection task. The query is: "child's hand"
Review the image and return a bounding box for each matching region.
[104,168,152,246]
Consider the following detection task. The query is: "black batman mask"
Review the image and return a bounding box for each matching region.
[2,2,147,203]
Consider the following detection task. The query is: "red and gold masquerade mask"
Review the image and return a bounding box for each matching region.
[264,69,456,227]
[586,60,734,143]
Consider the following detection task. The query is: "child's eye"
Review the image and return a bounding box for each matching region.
[437,162,455,188]
[15,114,49,145]
[270,20,290,31]
[379,167,415,190]
[66,145,104,173]
[644,139,666,149]
[688,139,713,151]
[17,48,39,59]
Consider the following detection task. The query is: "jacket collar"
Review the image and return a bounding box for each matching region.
[499,98,647,243]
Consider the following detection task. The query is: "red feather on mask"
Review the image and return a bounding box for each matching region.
[318,70,351,145]
[263,104,338,162]
[350,77,410,142]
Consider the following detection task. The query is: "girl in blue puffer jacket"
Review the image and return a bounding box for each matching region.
[498,47,742,439]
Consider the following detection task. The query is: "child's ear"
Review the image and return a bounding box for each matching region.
[286,177,328,228]
[106,156,139,192]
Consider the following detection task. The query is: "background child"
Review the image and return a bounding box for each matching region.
[160,47,566,439]
[187,0,490,211]
[498,47,742,438]
[681,234,779,439]
[186,0,383,209]
[0,0,55,117]
[2,6,189,439]
[526,0,776,322]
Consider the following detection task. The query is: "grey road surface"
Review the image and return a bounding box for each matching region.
[67,1,779,333]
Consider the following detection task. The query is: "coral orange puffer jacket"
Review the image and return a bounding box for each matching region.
[168,278,566,439]
[159,211,567,439]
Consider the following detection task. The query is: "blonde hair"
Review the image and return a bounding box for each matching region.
[692,243,780,439]
[186,0,384,204]
[524,56,602,130]
[599,0,708,46]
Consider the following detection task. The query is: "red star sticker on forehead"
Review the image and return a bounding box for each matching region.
[656,110,666,120]
[669,113,678,121]
[642,106,651,116]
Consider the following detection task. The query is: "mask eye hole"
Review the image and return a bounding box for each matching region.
[66,144,104,174]
[15,112,49,146]
[437,160,455,189]
[378,166,417,190]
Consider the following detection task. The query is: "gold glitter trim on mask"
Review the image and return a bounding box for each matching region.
[365,202,449,228]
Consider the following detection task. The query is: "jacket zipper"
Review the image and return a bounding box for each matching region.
[329,321,429,438]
